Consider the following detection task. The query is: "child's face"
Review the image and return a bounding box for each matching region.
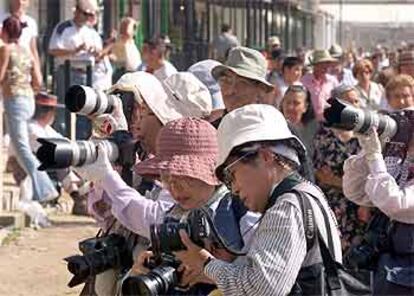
[388,86,414,110]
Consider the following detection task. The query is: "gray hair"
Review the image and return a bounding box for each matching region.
[331,84,356,99]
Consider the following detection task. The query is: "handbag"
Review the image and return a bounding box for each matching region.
[289,190,373,296]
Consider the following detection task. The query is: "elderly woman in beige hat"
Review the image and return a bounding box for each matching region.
[174,104,342,295]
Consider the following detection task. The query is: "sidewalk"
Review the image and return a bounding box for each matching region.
[0,214,98,296]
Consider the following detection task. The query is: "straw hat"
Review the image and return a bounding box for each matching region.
[311,49,337,65]
[135,117,220,185]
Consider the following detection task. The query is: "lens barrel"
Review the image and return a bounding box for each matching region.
[65,85,115,116]
[323,98,397,139]
[36,138,119,170]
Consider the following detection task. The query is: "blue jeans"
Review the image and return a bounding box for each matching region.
[4,95,58,202]
[54,66,92,140]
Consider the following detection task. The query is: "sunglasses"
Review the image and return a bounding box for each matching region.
[222,150,258,190]
[79,8,96,17]
[286,84,307,93]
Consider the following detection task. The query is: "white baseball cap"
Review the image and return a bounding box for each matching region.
[216,104,306,172]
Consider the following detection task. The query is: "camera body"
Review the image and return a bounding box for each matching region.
[122,210,212,295]
[65,233,133,287]
[150,209,211,255]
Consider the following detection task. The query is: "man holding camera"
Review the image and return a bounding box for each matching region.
[343,111,414,294]
[173,104,342,295]
[48,0,101,139]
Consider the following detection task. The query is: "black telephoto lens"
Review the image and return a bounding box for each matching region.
[122,266,178,296]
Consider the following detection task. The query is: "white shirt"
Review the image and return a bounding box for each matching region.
[28,120,62,153]
[0,13,38,49]
[48,19,98,67]
[343,153,414,224]
[153,60,177,82]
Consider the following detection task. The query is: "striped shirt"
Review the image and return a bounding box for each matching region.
[204,182,342,296]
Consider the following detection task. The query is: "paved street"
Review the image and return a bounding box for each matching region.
[0,215,98,296]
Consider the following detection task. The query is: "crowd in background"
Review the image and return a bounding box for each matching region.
[0,0,414,295]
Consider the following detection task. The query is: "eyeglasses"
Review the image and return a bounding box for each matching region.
[222,151,257,190]
[286,84,307,93]
[218,74,259,89]
[79,8,96,17]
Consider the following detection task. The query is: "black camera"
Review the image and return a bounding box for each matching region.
[122,254,182,296]
[150,209,210,255]
[121,210,211,295]
[36,130,142,170]
[323,98,398,141]
[65,233,133,288]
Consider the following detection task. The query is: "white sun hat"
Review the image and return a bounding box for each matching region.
[216,104,306,171]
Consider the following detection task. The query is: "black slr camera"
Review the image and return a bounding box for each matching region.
[65,233,133,287]
[122,209,212,295]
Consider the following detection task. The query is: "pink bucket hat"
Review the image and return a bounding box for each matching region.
[135,117,220,185]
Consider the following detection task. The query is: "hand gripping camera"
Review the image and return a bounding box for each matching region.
[122,209,211,295]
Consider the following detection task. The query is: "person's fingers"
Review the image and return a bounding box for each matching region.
[179,230,199,250]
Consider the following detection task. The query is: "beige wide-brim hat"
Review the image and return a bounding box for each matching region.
[212,46,274,89]
[215,104,306,179]
[311,49,338,65]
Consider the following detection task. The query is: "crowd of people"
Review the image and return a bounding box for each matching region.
[1,0,414,295]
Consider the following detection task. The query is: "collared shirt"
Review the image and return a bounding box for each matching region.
[49,19,99,68]
[0,13,38,49]
[354,82,385,110]
[204,182,342,296]
[339,68,357,86]
[301,73,338,121]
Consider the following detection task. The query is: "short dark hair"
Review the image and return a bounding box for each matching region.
[144,35,167,57]
[2,16,25,42]
[221,23,231,33]
[282,56,303,73]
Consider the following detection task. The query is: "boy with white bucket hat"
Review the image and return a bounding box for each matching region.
[174,104,342,296]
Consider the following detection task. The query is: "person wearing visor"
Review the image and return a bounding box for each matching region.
[174,104,342,295]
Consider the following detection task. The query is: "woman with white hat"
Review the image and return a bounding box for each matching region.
[174,104,342,295]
